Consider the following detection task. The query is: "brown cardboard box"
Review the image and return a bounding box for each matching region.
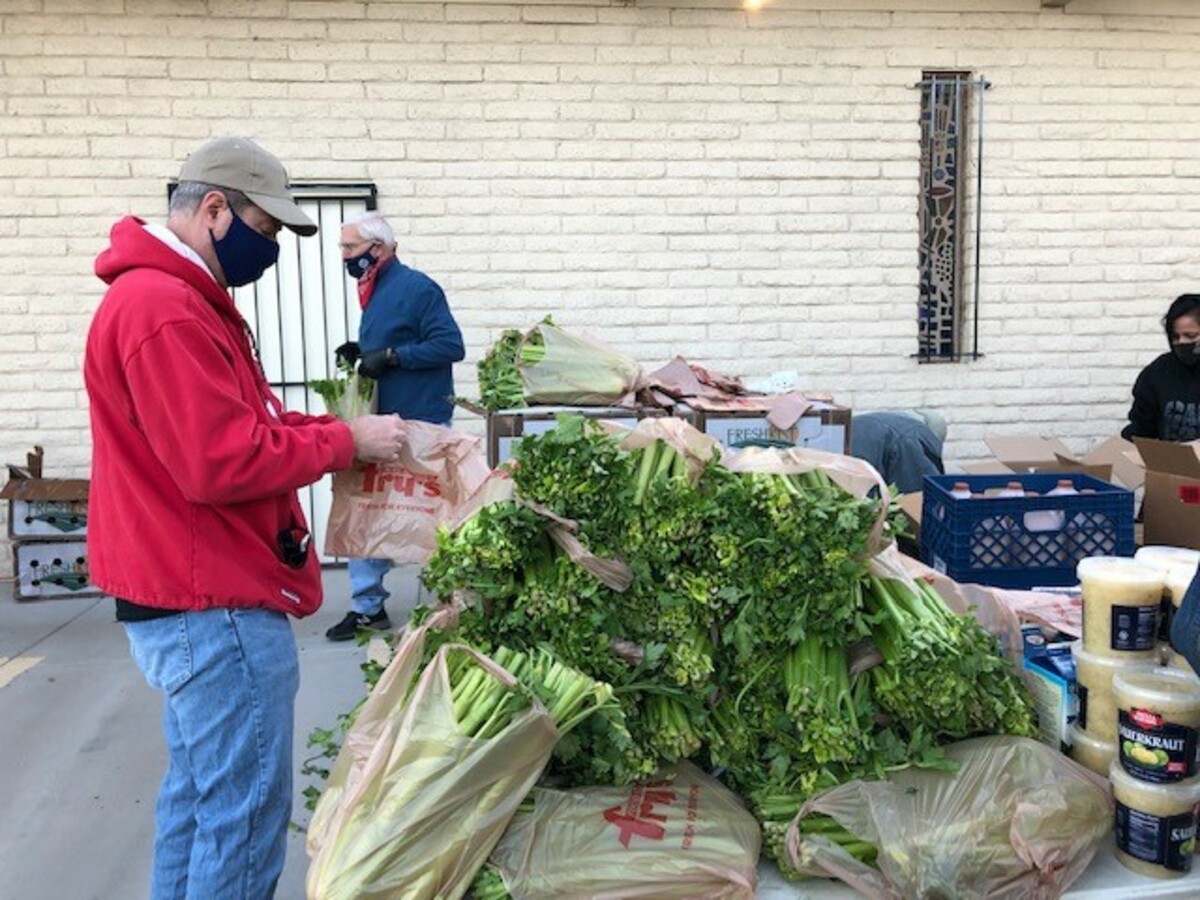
[460,404,669,468]
[675,402,852,454]
[961,434,1142,488]
[1133,438,1200,550]
[1,446,89,540]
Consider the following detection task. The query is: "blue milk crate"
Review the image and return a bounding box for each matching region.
[919,473,1135,589]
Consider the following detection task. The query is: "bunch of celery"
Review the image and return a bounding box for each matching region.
[476,317,554,411]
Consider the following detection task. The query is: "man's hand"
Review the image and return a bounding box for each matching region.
[359,347,399,379]
[348,414,407,463]
[334,341,360,368]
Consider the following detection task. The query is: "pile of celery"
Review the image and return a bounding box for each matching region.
[414,414,1037,880]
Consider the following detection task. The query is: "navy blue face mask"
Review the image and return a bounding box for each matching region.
[344,249,377,281]
[211,210,280,288]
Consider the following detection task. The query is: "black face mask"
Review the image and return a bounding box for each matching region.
[344,249,376,281]
[1174,342,1200,367]
[211,210,279,288]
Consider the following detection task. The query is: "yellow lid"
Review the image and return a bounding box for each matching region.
[1077,556,1164,588]
[1072,640,1160,673]
[1070,723,1115,755]
[1136,546,1200,575]
[1109,759,1200,801]
[1113,667,1200,709]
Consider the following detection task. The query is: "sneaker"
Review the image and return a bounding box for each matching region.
[325,609,392,642]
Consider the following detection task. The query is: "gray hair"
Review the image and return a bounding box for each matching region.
[345,211,396,249]
[169,181,251,216]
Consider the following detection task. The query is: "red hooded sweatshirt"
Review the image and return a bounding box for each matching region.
[85,217,355,616]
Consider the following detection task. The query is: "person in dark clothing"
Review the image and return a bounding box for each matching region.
[1123,293,1200,443]
[326,212,466,642]
[850,409,946,494]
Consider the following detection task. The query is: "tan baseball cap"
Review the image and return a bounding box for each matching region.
[178,136,317,236]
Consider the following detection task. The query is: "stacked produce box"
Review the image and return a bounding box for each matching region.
[1,446,96,602]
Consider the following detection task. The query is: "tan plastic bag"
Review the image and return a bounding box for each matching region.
[785,735,1113,900]
[487,762,761,899]
[306,638,560,900]
[324,421,489,563]
[518,322,645,406]
[305,608,457,858]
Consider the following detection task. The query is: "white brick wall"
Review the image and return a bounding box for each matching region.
[3,0,1200,573]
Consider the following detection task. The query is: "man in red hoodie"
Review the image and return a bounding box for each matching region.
[85,136,406,900]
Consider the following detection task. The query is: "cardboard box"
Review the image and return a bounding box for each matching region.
[478,405,668,468]
[1020,624,1078,753]
[675,402,851,454]
[961,435,1137,485]
[13,539,100,601]
[1134,437,1200,550]
[1,446,89,540]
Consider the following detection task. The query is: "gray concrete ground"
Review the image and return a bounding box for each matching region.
[2,567,1197,900]
[0,564,422,900]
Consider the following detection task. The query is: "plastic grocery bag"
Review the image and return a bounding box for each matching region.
[785,735,1113,900]
[324,421,489,563]
[306,607,457,857]
[487,762,761,899]
[306,635,560,900]
[518,322,645,406]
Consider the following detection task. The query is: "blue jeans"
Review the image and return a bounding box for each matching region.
[348,556,391,616]
[124,608,299,900]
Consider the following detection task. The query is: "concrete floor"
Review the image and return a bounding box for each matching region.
[2,567,1198,900]
[0,565,422,900]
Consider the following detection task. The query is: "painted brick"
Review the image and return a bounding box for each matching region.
[4,0,1200,573]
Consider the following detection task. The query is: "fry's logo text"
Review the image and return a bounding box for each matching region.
[360,464,442,499]
[603,780,676,847]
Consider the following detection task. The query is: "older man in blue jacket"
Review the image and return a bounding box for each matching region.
[327,211,465,641]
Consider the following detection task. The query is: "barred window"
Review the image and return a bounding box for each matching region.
[918,71,987,362]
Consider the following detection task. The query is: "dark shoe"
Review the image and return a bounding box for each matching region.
[325,609,391,642]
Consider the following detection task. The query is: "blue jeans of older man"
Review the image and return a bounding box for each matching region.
[348,556,392,616]
[123,607,299,900]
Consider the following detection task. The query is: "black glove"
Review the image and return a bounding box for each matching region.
[359,347,400,379]
[334,341,360,367]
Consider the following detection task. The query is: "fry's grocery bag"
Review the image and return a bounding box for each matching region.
[486,762,760,899]
[306,636,558,900]
[324,421,488,563]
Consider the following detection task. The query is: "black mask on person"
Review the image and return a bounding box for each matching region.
[344,250,376,281]
[1174,343,1200,367]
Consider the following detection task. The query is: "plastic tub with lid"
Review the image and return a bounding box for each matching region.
[1069,723,1116,776]
[1110,761,1200,878]
[1072,641,1157,741]
[1113,667,1200,783]
[1078,557,1164,660]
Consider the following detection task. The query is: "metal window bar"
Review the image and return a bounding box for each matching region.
[915,73,989,363]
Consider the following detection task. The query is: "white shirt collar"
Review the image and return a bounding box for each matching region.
[143,221,217,283]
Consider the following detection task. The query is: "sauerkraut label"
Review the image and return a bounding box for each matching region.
[1110,604,1159,652]
[1118,710,1200,782]
[1115,800,1198,872]
[1077,684,1089,730]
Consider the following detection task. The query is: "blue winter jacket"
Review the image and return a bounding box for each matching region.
[358,257,465,423]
